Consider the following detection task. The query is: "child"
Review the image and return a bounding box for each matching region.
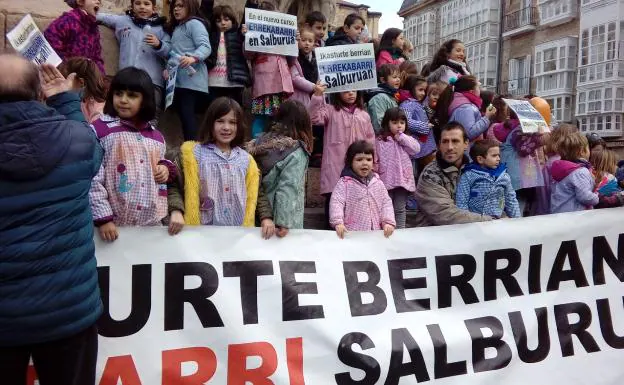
[207,5,251,106]
[399,60,419,91]
[456,140,521,218]
[435,76,496,142]
[246,0,294,138]
[290,27,323,107]
[325,13,365,46]
[493,108,545,215]
[539,123,577,214]
[58,57,107,122]
[167,0,212,141]
[309,88,375,228]
[168,97,259,228]
[403,40,414,59]
[97,0,171,118]
[304,11,327,47]
[246,100,313,238]
[330,140,395,238]
[44,0,105,75]
[375,108,420,229]
[550,132,598,214]
[376,28,406,69]
[368,64,401,134]
[590,149,621,197]
[89,68,176,242]
[400,75,435,169]
[427,39,470,84]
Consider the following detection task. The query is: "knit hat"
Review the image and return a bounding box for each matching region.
[65,0,79,8]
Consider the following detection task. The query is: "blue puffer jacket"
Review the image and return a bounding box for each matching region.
[0,92,103,346]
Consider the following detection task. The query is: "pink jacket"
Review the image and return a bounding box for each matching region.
[376,50,405,69]
[309,95,376,194]
[289,60,315,107]
[330,173,396,231]
[375,133,420,192]
[251,54,294,99]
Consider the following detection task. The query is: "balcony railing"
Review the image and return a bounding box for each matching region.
[503,6,539,36]
[498,77,532,97]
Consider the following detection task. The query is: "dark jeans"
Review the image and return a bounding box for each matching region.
[208,86,244,106]
[174,88,205,141]
[0,324,98,385]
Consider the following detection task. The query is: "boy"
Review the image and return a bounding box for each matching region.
[304,11,327,47]
[456,140,521,218]
[367,64,401,134]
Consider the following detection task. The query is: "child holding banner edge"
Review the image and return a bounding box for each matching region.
[309,86,375,229]
[168,97,259,228]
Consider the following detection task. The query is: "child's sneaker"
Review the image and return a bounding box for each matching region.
[406,196,418,211]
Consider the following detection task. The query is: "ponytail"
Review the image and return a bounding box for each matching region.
[433,75,479,128]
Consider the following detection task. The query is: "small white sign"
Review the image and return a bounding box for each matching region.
[503,98,550,133]
[315,43,377,93]
[6,14,62,66]
[244,8,298,57]
[164,66,178,110]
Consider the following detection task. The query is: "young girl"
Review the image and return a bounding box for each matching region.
[539,123,577,214]
[325,13,365,46]
[493,109,545,215]
[400,75,435,170]
[427,39,470,84]
[167,0,212,141]
[97,0,171,119]
[591,149,621,196]
[290,27,322,107]
[330,140,395,238]
[58,57,107,123]
[309,88,375,228]
[44,0,105,75]
[376,28,406,69]
[207,5,251,106]
[550,132,598,214]
[435,76,496,142]
[89,68,175,242]
[375,108,420,229]
[168,97,259,229]
[247,100,313,238]
[245,0,294,138]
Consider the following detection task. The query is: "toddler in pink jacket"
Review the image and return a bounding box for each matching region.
[375,108,420,229]
[330,140,396,239]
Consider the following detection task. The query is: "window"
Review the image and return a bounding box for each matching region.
[578,21,618,84]
[588,89,602,112]
[535,37,577,94]
[546,96,573,122]
[508,55,531,96]
[538,0,577,25]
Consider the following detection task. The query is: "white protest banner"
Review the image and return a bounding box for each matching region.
[244,8,298,57]
[316,43,377,93]
[164,65,178,110]
[6,14,62,66]
[25,209,624,384]
[503,98,550,134]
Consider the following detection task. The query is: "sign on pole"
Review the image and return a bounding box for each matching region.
[244,8,298,57]
[316,43,377,93]
[6,14,62,66]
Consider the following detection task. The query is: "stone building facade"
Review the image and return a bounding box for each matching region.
[331,0,381,39]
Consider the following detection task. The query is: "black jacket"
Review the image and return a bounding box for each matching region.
[325,28,356,46]
[206,28,252,87]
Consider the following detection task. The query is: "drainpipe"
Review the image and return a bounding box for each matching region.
[496,0,504,93]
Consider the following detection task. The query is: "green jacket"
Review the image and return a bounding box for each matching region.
[367,92,398,134]
[247,133,309,229]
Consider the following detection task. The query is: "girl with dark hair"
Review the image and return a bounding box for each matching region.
[90,67,176,242]
[375,108,420,229]
[325,13,365,46]
[330,140,396,238]
[206,5,251,106]
[167,0,212,141]
[434,76,496,142]
[376,28,406,69]
[310,87,375,228]
[59,57,107,122]
[246,100,313,239]
[168,97,260,230]
[428,39,470,84]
